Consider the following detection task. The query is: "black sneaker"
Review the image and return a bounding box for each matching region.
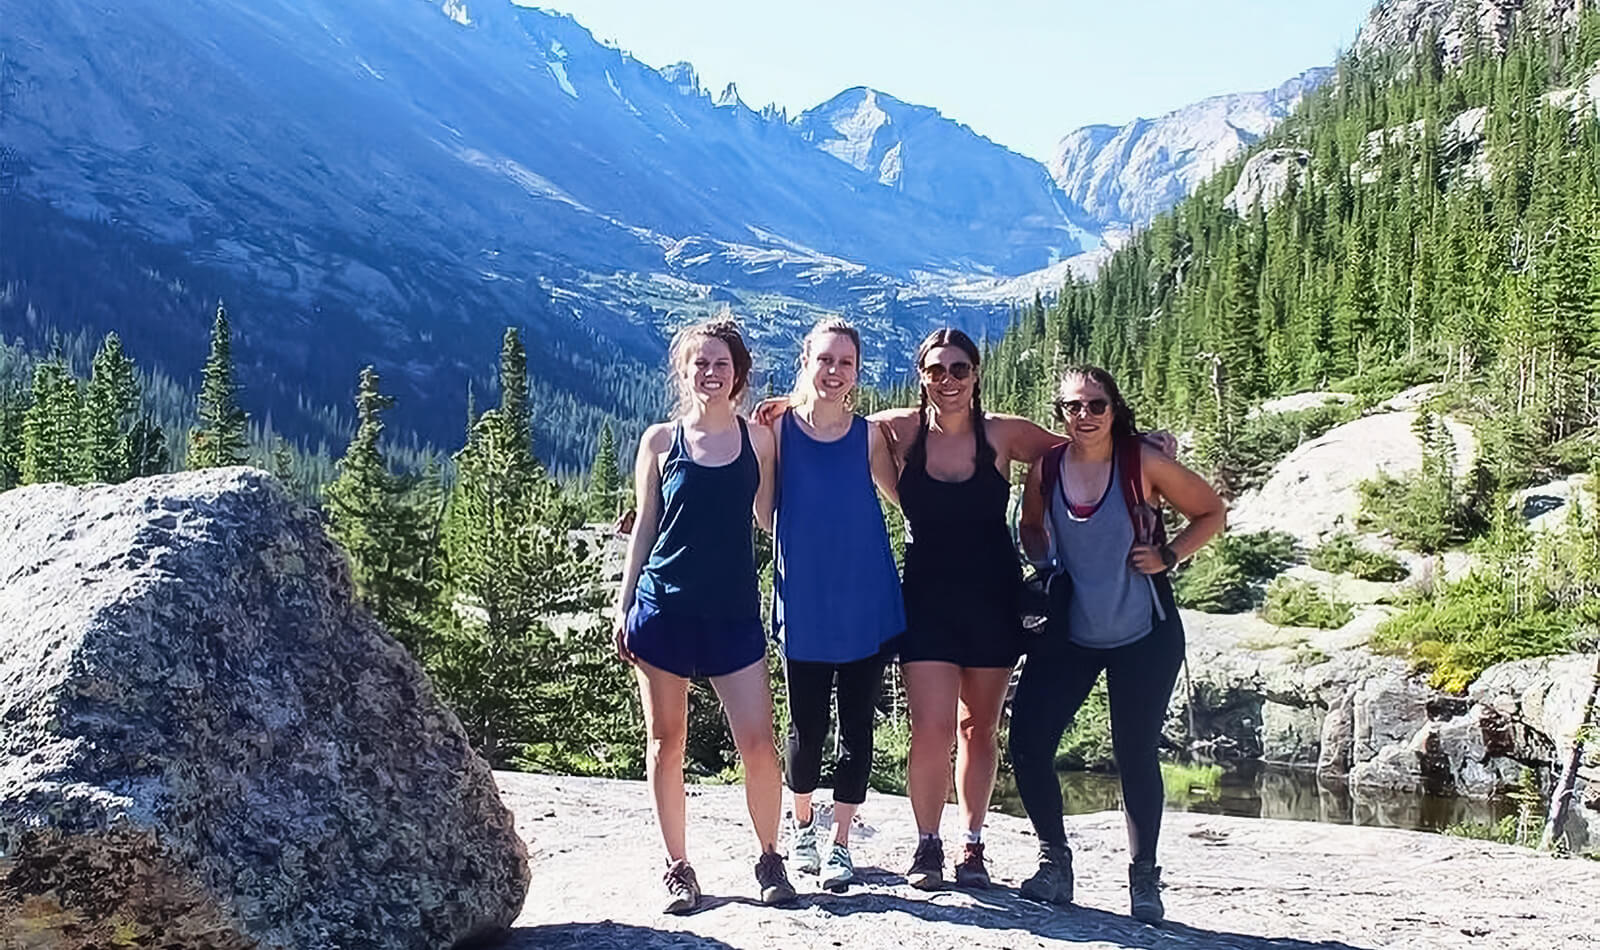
[953,841,990,888]
[906,837,944,890]
[1019,843,1074,905]
[755,851,797,905]
[662,859,701,915]
[1129,860,1164,923]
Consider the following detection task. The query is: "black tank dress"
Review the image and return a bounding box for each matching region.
[897,418,1024,668]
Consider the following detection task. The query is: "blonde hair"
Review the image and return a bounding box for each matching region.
[667,317,753,417]
[789,317,862,409]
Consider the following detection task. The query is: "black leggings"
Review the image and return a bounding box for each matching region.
[784,655,886,806]
[1007,606,1184,862]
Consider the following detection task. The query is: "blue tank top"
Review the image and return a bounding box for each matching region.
[636,419,761,620]
[773,415,905,663]
[1047,450,1157,649]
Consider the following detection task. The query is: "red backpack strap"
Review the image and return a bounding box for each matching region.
[1037,441,1070,503]
[1117,435,1165,546]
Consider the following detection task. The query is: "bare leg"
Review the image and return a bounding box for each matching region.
[832,802,858,846]
[712,659,783,854]
[955,667,1012,835]
[902,661,961,836]
[794,791,814,826]
[635,661,691,861]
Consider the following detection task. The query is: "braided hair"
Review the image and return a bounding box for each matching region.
[910,328,991,469]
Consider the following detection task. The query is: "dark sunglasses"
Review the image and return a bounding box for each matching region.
[921,361,973,383]
[1056,398,1111,418]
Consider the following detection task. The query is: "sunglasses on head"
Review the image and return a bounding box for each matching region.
[921,361,972,383]
[1056,397,1111,418]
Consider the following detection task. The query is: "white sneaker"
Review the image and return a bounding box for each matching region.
[821,842,855,889]
[790,817,821,874]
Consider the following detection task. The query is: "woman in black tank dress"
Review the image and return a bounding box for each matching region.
[870,328,1075,891]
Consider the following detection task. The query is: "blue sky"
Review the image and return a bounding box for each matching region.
[532,0,1378,162]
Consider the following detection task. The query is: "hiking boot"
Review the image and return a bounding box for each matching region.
[661,859,701,915]
[755,851,797,905]
[1129,860,1164,923]
[790,816,821,874]
[1019,843,1074,905]
[954,841,991,888]
[820,842,855,889]
[906,837,944,890]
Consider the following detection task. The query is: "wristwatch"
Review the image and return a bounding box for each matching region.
[1159,544,1178,571]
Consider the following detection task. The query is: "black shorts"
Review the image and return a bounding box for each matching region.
[897,577,1023,669]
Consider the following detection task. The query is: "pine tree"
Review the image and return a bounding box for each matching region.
[187,301,248,469]
[0,382,27,491]
[325,366,433,656]
[126,415,169,478]
[497,327,533,471]
[587,420,621,522]
[79,332,140,483]
[21,358,82,485]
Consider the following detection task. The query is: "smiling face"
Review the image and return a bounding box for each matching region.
[920,344,976,413]
[680,336,736,407]
[802,330,859,404]
[1055,373,1114,443]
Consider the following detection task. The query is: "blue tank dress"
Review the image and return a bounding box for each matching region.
[627,419,766,678]
[773,415,905,663]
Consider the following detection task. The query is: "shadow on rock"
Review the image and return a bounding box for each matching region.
[502,922,738,949]
[802,889,1378,950]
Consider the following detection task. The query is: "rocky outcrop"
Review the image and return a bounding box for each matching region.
[1227,398,1476,546]
[1224,148,1311,216]
[1357,0,1586,63]
[0,469,529,949]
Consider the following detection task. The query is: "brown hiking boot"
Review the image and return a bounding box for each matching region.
[954,841,991,888]
[755,851,797,905]
[662,859,701,915]
[906,837,944,890]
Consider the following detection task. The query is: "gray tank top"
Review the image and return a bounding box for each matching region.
[1047,451,1156,649]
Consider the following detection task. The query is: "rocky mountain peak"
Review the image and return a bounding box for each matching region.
[1357,0,1587,61]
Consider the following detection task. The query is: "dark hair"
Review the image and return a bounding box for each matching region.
[1054,364,1137,440]
[910,327,992,466]
[668,316,753,416]
[791,317,862,407]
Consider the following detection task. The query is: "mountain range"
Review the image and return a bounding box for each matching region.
[0,0,1339,465]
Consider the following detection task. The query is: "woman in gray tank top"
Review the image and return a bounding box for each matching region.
[1010,365,1225,924]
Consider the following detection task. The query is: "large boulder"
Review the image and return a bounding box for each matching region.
[0,469,528,949]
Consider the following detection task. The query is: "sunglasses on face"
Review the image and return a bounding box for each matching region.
[1057,398,1111,418]
[921,361,973,383]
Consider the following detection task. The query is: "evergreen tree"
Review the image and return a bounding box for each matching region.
[497,327,533,470]
[187,301,248,469]
[21,358,81,485]
[126,415,169,478]
[0,382,26,490]
[587,420,621,522]
[79,332,140,483]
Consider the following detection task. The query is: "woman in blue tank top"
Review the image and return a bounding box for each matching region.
[1012,364,1225,923]
[764,318,904,890]
[612,319,795,914]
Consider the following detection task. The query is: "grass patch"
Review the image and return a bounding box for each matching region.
[1160,761,1222,804]
[1309,532,1409,582]
[1175,530,1298,613]
[1260,578,1354,629]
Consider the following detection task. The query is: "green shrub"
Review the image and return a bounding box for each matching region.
[1260,578,1353,629]
[1175,530,1298,613]
[869,716,911,795]
[1329,358,1440,397]
[1224,403,1359,495]
[1055,680,1114,771]
[1357,411,1489,553]
[1309,532,1409,581]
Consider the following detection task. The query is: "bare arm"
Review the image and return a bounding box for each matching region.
[750,421,777,533]
[867,407,921,466]
[613,425,669,658]
[1129,444,1226,573]
[989,414,1067,465]
[868,418,901,507]
[1019,458,1050,563]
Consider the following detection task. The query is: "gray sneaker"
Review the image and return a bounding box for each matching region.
[662,859,701,915]
[791,817,821,874]
[1019,843,1074,905]
[1129,860,1164,923]
[820,842,855,889]
[756,851,797,905]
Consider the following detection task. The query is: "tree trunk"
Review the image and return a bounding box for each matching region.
[1542,649,1600,851]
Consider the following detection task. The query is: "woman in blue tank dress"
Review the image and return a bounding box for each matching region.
[612,318,795,914]
[1013,365,1224,923]
[764,319,905,890]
